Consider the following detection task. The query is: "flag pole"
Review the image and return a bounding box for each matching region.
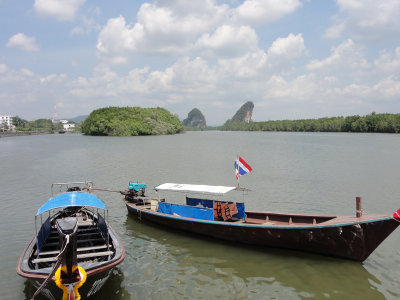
[234,154,252,191]
[236,154,240,190]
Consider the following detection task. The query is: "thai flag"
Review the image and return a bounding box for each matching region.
[235,155,253,180]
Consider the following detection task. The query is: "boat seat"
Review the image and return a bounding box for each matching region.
[77,251,114,259]
[77,227,98,233]
[32,251,114,263]
[36,244,109,256]
[42,238,105,248]
[77,232,101,238]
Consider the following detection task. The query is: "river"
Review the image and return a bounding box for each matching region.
[1,131,400,299]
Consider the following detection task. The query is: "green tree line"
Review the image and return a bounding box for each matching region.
[12,116,64,132]
[81,106,183,136]
[220,112,400,133]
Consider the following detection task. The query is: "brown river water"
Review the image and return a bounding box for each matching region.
[1,131,400,299]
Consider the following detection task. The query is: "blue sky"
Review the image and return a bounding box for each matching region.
[1,0,400,125]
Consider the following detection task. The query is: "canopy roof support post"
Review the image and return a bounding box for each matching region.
[35,216,38,262]
[106,210,109,252]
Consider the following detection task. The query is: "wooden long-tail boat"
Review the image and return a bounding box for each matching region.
[17,182,125,299]
[123,182,400,261]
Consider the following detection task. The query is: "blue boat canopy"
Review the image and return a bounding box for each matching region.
[36,192,107,216]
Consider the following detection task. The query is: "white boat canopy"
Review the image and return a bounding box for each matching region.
[155,183,236,195]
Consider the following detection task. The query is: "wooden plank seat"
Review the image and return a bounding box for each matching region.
[36,244,109,256]
[77,227,99,232]
[77,232,101,237]
[41,238,105,248]
[32,251,113,263]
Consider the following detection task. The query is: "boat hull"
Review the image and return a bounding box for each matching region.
[25,268,112,300]
[125,201,399,261]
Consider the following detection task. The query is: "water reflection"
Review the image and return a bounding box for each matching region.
[123,213,386,300]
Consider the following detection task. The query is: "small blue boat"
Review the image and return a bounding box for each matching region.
[17,182,125,299]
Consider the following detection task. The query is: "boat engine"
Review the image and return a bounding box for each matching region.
[55,217,80,284]
[123,182,147,202]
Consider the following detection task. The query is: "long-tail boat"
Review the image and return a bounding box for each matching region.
[123,182,400,261]
[17,182,125,299]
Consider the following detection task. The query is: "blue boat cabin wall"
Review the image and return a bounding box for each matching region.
[158,202,214,220]
[98,214,109,239]
[37,217,51,254]
[186,197,246,220]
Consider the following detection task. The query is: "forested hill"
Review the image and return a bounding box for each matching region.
[224,101,254,125]
[182,108,207,130]
[220,112,400,133]
[81,107,183,136]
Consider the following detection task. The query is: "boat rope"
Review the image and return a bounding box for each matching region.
[83,186,123,194]
[30,235,70,300]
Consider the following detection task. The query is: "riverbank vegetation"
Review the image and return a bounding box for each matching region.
[220,112,400,133]
[11,116,65,133]
[81,107,183,136]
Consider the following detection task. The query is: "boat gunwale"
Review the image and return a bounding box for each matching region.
[125,200,393,229]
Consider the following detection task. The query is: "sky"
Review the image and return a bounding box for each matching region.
[0,0,400,125]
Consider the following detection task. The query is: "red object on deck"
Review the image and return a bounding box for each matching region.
[393,209,400,222]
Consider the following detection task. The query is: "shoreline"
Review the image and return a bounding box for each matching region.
[0,131,50,138]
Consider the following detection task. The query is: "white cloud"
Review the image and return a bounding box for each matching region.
[266,74,321,100]
[96,0,305,66]
[374,47,400,75]
[267,33,306,60]
[234,0,302,24]
[6,33,39,51]
[306,39,368,72]
[97,2,224,59]
[323,20,345,39]
[196,25,259,58]
[34,0,85,21]
[373,76,400,99]
[0,67,31,83]
[71,16,101,36]
[336,83,371,98]
[325,0,400,41]
[96,15,142,55]
[0,64,8,73]
[40,73,67,83]
[218,50,267,79]
[21,68,35,77]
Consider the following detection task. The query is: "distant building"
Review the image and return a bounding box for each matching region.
[63,123,75,131]
[59,120,69,124]
[0,115,13,130]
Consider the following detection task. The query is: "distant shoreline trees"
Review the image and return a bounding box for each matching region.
[219,112,400,133]
[12,116,63,133]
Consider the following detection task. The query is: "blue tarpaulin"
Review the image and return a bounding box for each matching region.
[158,202,213,220]
[36,192,106,216]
